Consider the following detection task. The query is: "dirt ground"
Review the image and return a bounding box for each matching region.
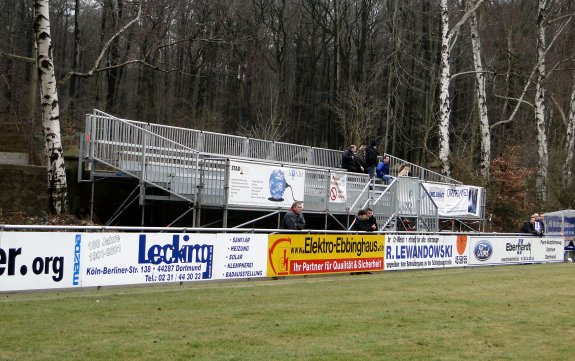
[0,211,94,226]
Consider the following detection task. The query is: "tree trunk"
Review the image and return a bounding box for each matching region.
[470,11,490,180]
[562,72,575,187]
[535,0,548,204]
[34,0,68,214]
[438,0,452,176]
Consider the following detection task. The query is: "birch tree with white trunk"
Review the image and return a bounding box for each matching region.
[534,0,549,204]
[470,10,490,179]
[562,72,575,188]
[34,0,68,214]
[438,0,484,176]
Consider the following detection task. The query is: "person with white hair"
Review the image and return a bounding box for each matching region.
[520,213,544,236]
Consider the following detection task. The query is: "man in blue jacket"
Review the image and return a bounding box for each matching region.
[376,155,393,184]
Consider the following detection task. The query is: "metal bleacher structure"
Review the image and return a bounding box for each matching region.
[79,110,486,231]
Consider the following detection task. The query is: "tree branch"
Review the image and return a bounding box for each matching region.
[60,59,182,81]
[451,69,494,81]
[550,93,567,127]
[59,1,142,85]
[0,49,35,63]
[493,94,534,109]
[490,11,574,131]
[448,0,486,52]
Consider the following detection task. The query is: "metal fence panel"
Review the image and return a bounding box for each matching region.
[303,169,329,212]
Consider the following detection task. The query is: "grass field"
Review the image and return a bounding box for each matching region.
[1,263,574,361]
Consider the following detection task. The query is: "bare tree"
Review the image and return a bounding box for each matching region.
[438,0,485,176]
[470,10,490,179]
[562,71,575,187]
[333,85,381,147]
[534,0,549,203]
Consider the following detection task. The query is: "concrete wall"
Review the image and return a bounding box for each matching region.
[0,164,48,216]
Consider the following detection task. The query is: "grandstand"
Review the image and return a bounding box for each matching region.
[79,110,485,231]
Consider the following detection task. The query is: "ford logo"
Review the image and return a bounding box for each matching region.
[474,240,493,261]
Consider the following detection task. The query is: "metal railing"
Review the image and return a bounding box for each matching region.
[82,110,475,230]
[88,110,457,185]
[91,110,343,169]
[85,112,200,202]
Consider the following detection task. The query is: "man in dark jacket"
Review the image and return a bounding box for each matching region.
[365,208,378,231]
[341,145,358,173]
[351,210,373,231]
[281,201,306,230]
[365,141,379,179]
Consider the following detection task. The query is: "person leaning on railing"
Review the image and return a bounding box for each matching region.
[397,163,411,177]
[520,213,544,236]
[281,201,306,230]
[365,208,378,231]
[350,209,373,232]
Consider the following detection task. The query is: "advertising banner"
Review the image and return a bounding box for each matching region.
[0,232,75,291]
[80,233,268,286]
[384,234,468,270]
[0,232,268,292]
[544,214,564,236]
[267,234,385,276]
[227,160,305,208]
[329,173,347,203]
[468,236,564,266]
[422,183,481,217]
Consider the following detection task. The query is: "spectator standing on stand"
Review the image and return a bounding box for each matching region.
[342,145,359,173]
[365,141,379,179]
[356,145,367,174]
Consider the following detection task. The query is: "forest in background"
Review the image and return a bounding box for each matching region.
[1,0,574,231]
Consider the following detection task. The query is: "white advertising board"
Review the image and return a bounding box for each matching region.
[227,160,305,208]
[468,236,564,266]
[422,183,481,217]
[384,234,469,270]
[0,232,76,291]
[329,173,347,203]
[0,232,268,292]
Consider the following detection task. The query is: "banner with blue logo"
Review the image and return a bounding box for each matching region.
[384,234,468,270]
[468,236,564,265]
[0,232,268,291]
[78,233,268,287]
[227,160,306,208]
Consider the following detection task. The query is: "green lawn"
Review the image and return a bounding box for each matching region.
[1,263,574,361]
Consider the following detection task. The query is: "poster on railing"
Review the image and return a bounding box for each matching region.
[422,183,482,217]
[79,233,268,287]
[227,160,306,208]
[467,236,564,265]
[329,173,347,203]
[0,232,268,292]
[384,234,468,270]
[0,232,75,292]
[267,234,385,276]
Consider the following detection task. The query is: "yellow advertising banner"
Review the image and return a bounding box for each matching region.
[267,234,385,276]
